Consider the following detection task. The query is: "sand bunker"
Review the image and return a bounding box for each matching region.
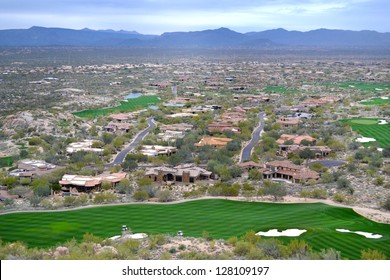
[378,119,388,125]
[109,233,148,241]
[380,95,387,98]
[355,137,376,143]
[256,229,307,237]
[336,229,382,239]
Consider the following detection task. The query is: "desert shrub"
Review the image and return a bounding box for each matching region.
[93,192,117,204]
[133,191,149,201]
[361,249,386,260]
[157,190,173,202]
[333,193,347,203]
[383,196,390,211]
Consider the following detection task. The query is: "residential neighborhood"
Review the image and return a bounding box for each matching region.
[0,44,389,261]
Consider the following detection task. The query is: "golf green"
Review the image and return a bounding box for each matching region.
[0,199,389,259]
[349,119,378,125]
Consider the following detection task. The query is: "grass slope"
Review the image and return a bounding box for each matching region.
[337,82,390,92]
[73,95,160,118]
[341,118,390,148]
[0,156,13,168]
[0,199,389,259]
[262,86,299,94]
[360,97,390,105]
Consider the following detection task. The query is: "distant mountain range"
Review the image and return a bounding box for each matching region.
[0,26,389,48]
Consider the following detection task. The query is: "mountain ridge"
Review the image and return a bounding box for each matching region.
[0,26,389,47]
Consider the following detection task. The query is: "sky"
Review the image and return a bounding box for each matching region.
[1,0,389,34]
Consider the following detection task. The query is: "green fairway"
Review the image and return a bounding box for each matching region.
[0,199,389,259]
[341,118,390,148]
[360,96,390,105]
[73,95,160,118]
[337,82,390,92]
[262,86,299,94]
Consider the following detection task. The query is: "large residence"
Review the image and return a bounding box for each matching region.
[277,145,332,159]
[195,137,233,148]
[66,140,104,154]
[59,173,127,195]
[276,134,316,145]
[159,123,193,132]
[277,117,300,128]
[207,122,241,134]
[144,164,213,184]
[240,160,320,183]
[220,112,246,125]
[109,113,132,123]
[140,145,177,157]
[158,123,194,142]
[104,122,133,134]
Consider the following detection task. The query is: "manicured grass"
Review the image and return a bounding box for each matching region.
[341,118,390,148]
[349,119,378,125]
[73,95,160,118]
[0,156,13,167]
[262,86,299,94]
[360,97,390,105]
[331,82,390,92]
[0,199,389,259]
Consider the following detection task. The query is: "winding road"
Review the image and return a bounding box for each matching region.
[106,117,156,167]
[240,112,265,162]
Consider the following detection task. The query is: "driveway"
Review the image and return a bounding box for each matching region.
[106,117,156,167]
[240,112,265,162]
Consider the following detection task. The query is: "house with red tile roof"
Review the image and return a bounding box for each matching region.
[276,134,316,145]
[59,173,127,194]
[277,117,300,128]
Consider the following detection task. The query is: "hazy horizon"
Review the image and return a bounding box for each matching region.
[1,0,389,35]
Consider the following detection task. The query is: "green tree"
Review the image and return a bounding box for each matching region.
[137,177,153,187]
[102,132,115,145]
[248,168,262,180]
[336,177,351,189]
[262,182,287,201]
[116,179,133,195]
[101,182,112,191]
[121,158,138,171]
[1,176,18,188]
[299,148,316,166]
[133,190,149,201]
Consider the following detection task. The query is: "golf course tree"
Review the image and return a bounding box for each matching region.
[261,181,287,201]
[248,168,262,180]
[133,190,149,201]
[116,179,133,195]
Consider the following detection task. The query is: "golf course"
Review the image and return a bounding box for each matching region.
[73,95,160,118]
[0,199,389,260]
[341,118,390,148]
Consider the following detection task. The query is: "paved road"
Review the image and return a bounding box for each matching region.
[106,117,156,167]
[240,112,265,163]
